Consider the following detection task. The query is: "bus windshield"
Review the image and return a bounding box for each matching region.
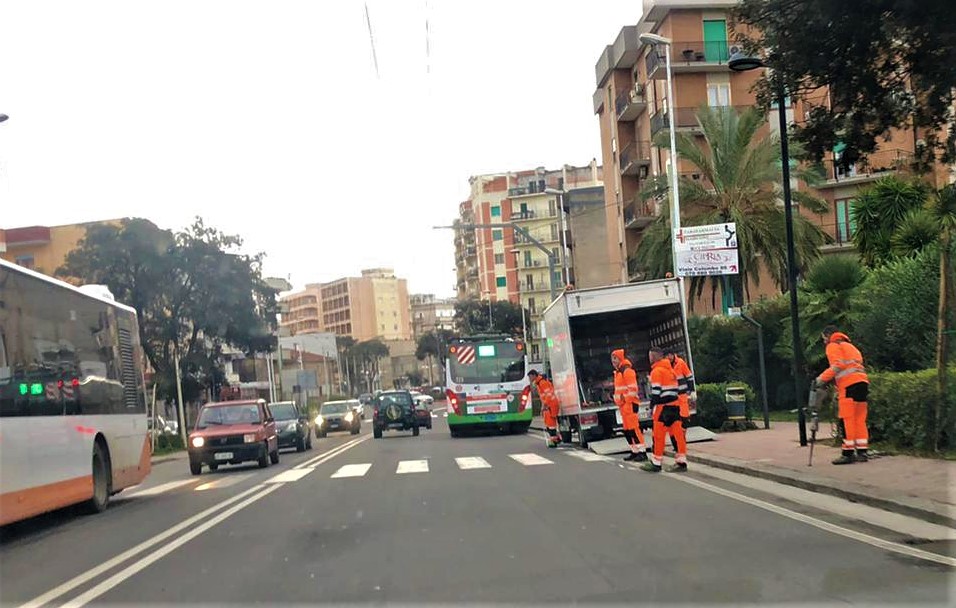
[449,342,526,384]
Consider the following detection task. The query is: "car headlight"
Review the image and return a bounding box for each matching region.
[191,436,205,448]
[285,421,298,432]
[344,411,354,422]
[315,415,324,426]
[244,433,257,443]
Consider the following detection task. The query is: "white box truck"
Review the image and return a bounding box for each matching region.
[541,279,694,448]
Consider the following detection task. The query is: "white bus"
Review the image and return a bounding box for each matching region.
[0,259,151,526]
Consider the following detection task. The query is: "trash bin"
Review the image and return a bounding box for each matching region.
[725,386,747,421]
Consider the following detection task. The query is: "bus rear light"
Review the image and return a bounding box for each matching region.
[445,389,462,415]
[72,378,80,388]
[518,386,532,413]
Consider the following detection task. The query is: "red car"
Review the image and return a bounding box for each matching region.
[187,399,279,475]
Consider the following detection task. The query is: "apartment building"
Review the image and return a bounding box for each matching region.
[280,268,412,342]
[0,219,124,277]
[410,293,456,339]
[594,0,945,308]
[454,202,480,300]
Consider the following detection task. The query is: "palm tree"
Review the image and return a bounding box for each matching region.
[633,105,829,310]
[851,176,932,266]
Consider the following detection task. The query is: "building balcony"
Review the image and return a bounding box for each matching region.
[512,210,536,221]
[624,198,656,230]
[521,258,545,268]
[620,140,651,176]
[645,41,737,79]
[649,107,703,138]
[816,148,915,189]
[616,84,647,121]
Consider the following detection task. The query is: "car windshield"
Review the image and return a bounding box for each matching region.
[449,342,526,384]
[321,402,349,414]
[378,393,412,407]
[196,404,260,428]
[270,404,297,420]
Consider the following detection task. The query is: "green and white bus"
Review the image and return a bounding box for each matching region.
[444,336,531,437]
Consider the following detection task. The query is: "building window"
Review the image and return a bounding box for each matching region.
[14,255,35,270]
[550,224,559,241]
[491,205,501,217]
[548,199,557,217]
[496,276,507,288]
[394,324,398,331]
[492,229,503,241]
[531,344,540,361]
[526,274,534,290]
[551,247,560,262]
[524,250,532,267]
[702,19,729,62]
[494,253,505,264]
[835,198,856,244]
[528,298,536,315]
[707,83,731,107]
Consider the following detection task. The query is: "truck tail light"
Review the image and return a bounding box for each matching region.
[518,386,532,413]
[445,389,462,415]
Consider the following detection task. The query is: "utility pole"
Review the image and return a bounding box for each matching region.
[174,349,187,446]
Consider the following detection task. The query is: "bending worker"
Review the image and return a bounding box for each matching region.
[611,349,648,462]
[528,370,560,448]
[814,325,870,464]
[642,347,687,473]
[667,349,695,452]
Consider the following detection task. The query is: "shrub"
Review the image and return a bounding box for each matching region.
[865,367,955,450]
[694,382,757,430]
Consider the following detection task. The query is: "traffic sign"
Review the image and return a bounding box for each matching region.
[674,222,737,252]
[676,248,739,277]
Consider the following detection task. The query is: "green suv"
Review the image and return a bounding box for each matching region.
[372,391,420,439]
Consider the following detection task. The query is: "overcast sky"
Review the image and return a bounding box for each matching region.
[0,1,640,297]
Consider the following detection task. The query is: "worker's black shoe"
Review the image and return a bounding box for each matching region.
[856,450,869,462]
[623,452,640,461]
[666,463,688,473]
[640,462,662,473]
[634,452,648,462]
[832,451,855,465]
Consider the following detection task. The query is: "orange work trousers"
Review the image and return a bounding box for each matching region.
[838,399,868,452]
[651,405,686,467]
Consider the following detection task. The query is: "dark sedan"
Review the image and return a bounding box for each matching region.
[270,401,313,452]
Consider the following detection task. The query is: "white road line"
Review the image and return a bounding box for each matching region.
[18,485,263,608]
[294,434,370,470]
[668,472,956,568]
[265,468,314,483]
[509,453,553,466]
[456,456,492,470]
[194,473,254,492]
[330,463,373,479]
[563,450,610,462]
[61,484,282,608]
[122,479,196,499]
[396,459,429,474]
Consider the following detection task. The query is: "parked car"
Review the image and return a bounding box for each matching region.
[187,399,279,475]
[270,401,313,452]
[347,399,367,420]
[414,399,432,430]
[372,390,420,439]
[315,400,361,437]
[410,391,434,407]
[147,415,176,439]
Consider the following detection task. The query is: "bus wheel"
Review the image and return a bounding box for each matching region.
[449,427,461,438]
[84,442,111,514]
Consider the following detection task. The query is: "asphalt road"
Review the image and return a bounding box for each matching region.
[1,414,953,605]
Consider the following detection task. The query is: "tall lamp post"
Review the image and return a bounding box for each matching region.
[729,51,807,445]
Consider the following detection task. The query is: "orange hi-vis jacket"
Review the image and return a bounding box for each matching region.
[818,332,869,394]
[533,375,560,417]
[649,358,680,410]
[612,350,641,430]
[671,355,694,418]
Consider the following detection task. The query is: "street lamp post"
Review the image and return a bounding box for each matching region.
[729,51,807,445]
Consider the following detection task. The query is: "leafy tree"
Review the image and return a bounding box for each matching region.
[415,329,458,384]
[734,0,956,165]
[852,176,932,266]
[59,217,278,417]
[351,339,389,392]
[797,255,867,368]
[454,299,525,337]
[634,105,829,310]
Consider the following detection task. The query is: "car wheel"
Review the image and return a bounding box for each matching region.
[296,436,306,452]
[84,442,112,513]
[319,430,327,438]
[373,426,383,439]
[190,459,202,475]
[209,463,219,471]
[412,425,420,437]
[306,434,313,450]
[258,445,269,468]
[270,447,280,465]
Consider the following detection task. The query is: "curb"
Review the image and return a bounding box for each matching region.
[151,452,188,466]
[684,451,956,529]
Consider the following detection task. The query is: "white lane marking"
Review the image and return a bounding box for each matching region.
[668,472,956,568]
[330,463,373,479]
[456,457,492,470]
[694,464,956,542]
[194,473,254,492]
[509,453,553,466]
[564,450,609,462]
[266,468,314,484]
[396,459,429,474]
[61,484,282,608]
[18,485,263,608]
[122,479,196,499]
[294,434,370,470]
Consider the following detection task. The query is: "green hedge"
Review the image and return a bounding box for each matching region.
[866,368,955,450]
[695,382,757,430]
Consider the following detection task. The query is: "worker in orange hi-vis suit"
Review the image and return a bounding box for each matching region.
[667,350,695,452]
[528,370,560,448]
[814,325,870,465]
[611,349,648,462]
[642,347,687,473]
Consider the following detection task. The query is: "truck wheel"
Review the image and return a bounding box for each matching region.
[84,442,111,514]
[578,430,589,450]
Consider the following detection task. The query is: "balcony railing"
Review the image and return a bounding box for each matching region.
[615,84,647,121]
[624,198,656,230]
[828,149,914,184]
[645,41,735,78]
[512,210,536,221]
[619,140,651,175]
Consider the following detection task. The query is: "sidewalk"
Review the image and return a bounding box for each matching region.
[151,450,188,466]
[532,417,956,527]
